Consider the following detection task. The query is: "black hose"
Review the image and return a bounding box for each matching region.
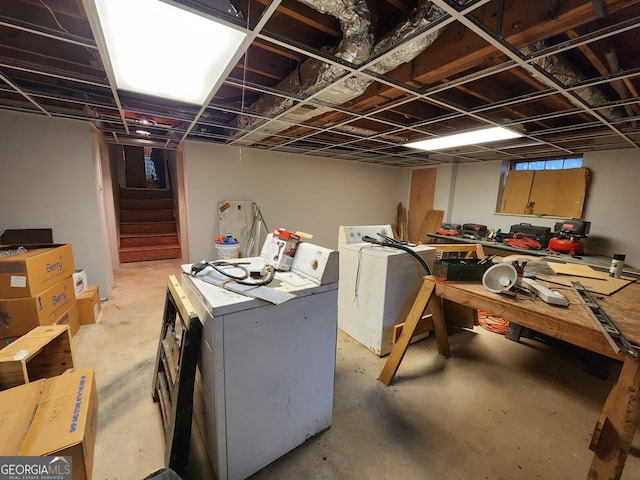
[361,235,432,275]
[190,260,276,286]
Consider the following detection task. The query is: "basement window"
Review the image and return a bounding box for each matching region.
[512,157,582,171]
[497,157,589,218]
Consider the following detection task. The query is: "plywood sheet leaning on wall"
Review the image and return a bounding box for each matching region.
[500,168,589,218]
[416,210,444,244]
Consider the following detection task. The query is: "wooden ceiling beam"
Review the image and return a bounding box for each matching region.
[566,29,640,119]
[253,39,304,62]
[255,0,341,37]
[353,0,640,110]
[503,66,595,124]
[279,0,638,140]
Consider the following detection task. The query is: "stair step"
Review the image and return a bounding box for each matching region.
[119,245,182,263]
[120,222,177,235]
[120,210,175,222]
[120,187,172,199]
[120,233,179,248]
[120,198,174,210]
[118,187,179,263]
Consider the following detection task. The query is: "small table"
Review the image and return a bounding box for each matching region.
[379,276,640,480]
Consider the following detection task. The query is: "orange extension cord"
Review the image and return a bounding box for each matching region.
[477,311,510,335]
[505,232,542,250]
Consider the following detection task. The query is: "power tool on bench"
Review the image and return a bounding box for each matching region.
[435,223,462,236]
[548,219,591,255]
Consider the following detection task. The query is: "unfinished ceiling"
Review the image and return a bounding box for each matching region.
[1,0,639,166]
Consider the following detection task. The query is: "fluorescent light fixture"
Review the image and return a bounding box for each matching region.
[92,0,247,105]
[405,126,523,151]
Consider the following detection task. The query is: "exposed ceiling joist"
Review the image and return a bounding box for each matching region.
[0,0,637,164]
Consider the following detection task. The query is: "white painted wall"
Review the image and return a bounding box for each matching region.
[183,141,410,261]
[0,110,115,297]
[432,148,640,268]
[3,107,636,292]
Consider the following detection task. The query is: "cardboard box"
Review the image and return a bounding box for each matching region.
[54,303,81,337]
[73,269,88,297]
[0,244,75,299]
[0,368,98,480]
[0,324,73,390]
[77,285,100,325]
[0,275,76,339]
[263,229,300,271]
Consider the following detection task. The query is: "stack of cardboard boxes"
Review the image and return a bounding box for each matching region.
[0,244,101,344]
[0,244,79,343]
[0,243,100,479]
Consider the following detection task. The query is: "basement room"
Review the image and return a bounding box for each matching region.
[0,1,639,479]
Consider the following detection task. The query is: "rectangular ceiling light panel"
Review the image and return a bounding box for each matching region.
[406,126,523,151]
[93,0,247,105]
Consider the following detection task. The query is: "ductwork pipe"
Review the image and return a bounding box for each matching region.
[230,0,457,143]
[525,42,621,122]
[232,0,373,134]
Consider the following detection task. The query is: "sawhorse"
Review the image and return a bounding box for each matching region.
[378,277,450,385]
[152,275,202,475]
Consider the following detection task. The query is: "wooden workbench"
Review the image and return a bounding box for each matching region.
[379,276,640,480]
[426,232,630,273]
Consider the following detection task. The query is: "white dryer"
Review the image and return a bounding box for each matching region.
[181,241,338,480]
[338,225,436,356]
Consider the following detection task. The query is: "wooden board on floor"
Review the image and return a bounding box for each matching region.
[417,210,444,244]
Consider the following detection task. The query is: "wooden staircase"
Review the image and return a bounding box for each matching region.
[118,188,182,263]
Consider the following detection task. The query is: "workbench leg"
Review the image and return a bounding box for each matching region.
[378,280,437,386]
[587,355,640,480]
[429,293,450,358]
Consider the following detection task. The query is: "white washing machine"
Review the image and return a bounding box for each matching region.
[338,225,436,356]
[181,240,338,480]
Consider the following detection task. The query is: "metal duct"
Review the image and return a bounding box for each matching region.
[231,0,373,137]
[525,42,621,121]
[369,1,445,74]
[230,0,457,144]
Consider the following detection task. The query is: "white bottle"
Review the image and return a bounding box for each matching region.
[609,253,625,278]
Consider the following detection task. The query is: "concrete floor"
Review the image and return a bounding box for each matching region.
[71,259,640,480]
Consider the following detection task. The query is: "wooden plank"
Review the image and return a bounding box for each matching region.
[156,371,172,429]
[590,383,617,451]
[167,275,198,326]
[161,338,177,386]
[379,279,436,385]
[408,169,437,243]
[500,170,534,214]
[435,244,485,259]
[589,356,640,479]
[417,210,444,244]
[392,315,434,343]
[443,300,476,329]
[430,293,450,358]
[528,168,588,217]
